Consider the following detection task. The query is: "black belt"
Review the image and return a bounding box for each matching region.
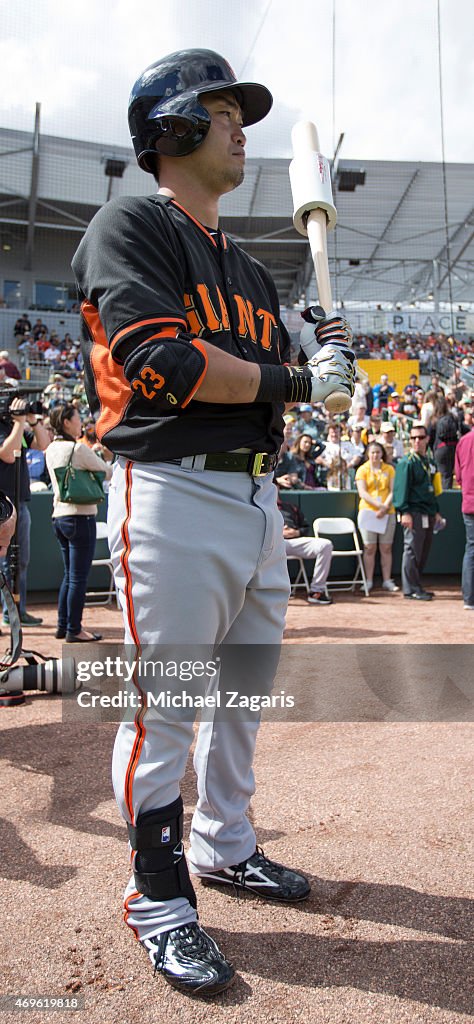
[162,452,278,476]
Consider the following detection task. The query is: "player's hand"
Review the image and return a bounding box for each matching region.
[306,344,356,405]
[299,305,353,362]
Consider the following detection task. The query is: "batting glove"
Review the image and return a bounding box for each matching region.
[306,344,356,404]
[299,305,363,403]
[299,305,353,362]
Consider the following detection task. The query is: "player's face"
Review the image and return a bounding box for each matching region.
[191,91,246,194]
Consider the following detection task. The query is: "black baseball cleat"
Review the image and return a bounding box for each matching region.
[141,922,235,996]
[199,846,311,902]
[404,591,433,601]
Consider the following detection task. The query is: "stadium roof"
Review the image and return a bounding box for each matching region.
[1,126,473,308]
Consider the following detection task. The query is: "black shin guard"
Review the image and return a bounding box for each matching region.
[127,795,197,908]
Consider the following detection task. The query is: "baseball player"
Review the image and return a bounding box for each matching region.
[72,49,356,997]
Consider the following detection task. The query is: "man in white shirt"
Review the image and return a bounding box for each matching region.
[320,423,359,467]
[347,401,370,430]
[379,422,405,463]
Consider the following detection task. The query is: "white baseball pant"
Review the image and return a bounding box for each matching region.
[107,458,289,940]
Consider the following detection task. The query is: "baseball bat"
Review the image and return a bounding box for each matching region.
[289,121,351,414]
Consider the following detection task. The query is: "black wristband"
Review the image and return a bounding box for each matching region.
[256,364,313,404]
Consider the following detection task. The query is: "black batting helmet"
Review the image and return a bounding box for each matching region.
[128,48,273,172]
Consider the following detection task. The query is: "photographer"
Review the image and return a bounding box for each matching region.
[0,395,50,626]
[0,497,16,556]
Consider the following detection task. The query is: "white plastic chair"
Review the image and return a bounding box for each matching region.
[286,555,311,597]
[313,517,370,596]
[85,521,118,606]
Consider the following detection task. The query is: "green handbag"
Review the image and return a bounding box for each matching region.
[54,443,106,504]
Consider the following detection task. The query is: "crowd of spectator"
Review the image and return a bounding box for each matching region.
[276,362,474,604]
[351,329,474,371]
[276,367,474,494]
[1,317,473,612]
[13,315,83,378]
[0,319,104,495]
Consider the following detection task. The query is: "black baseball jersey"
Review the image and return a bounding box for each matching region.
[72,194,291,461]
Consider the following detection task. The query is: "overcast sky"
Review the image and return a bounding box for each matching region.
[1,0,473,163]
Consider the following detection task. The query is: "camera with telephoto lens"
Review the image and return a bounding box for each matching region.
[0,383,45,420]
[0,657,80,707]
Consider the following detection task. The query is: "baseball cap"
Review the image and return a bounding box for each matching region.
[298,404,313,413]
[380,422,395,433]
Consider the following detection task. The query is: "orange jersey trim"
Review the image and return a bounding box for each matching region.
[139,328,180,345]
[171,200,219,248]
[82,300,133,440]
[123,890,141,939]
[110,316,187,355]
[181,337,209,408]
[120,462,147,825]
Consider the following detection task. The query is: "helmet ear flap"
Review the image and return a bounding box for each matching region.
[159,115,197,138]
[150,113,209,158]
[135,98,211,163]
[153,115,200,157]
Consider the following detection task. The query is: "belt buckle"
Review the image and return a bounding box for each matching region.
[251,452,267,476]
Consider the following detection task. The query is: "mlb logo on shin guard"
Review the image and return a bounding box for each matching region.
[161,826,171,844]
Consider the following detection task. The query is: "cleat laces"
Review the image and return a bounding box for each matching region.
[151,923,219,975]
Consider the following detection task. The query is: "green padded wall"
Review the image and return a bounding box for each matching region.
[27,489,463,591]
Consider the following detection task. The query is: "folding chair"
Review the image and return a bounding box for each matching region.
[85,521,118,606]
[313,517,370,596]
[286,555,311,597]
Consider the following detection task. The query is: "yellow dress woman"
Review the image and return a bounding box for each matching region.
[355,441,399,592]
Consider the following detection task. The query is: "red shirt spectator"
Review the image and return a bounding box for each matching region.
[36,337,51,353]
[0,351,21,380]
[455,431,474,514]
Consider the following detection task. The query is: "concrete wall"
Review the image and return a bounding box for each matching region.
[0,229,81,315]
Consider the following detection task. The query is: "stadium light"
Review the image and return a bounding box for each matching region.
[336,169,366,192]
[101,154,129,202]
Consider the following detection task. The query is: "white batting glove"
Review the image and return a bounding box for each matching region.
[299,306,365,402]
[306,344,356,404]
